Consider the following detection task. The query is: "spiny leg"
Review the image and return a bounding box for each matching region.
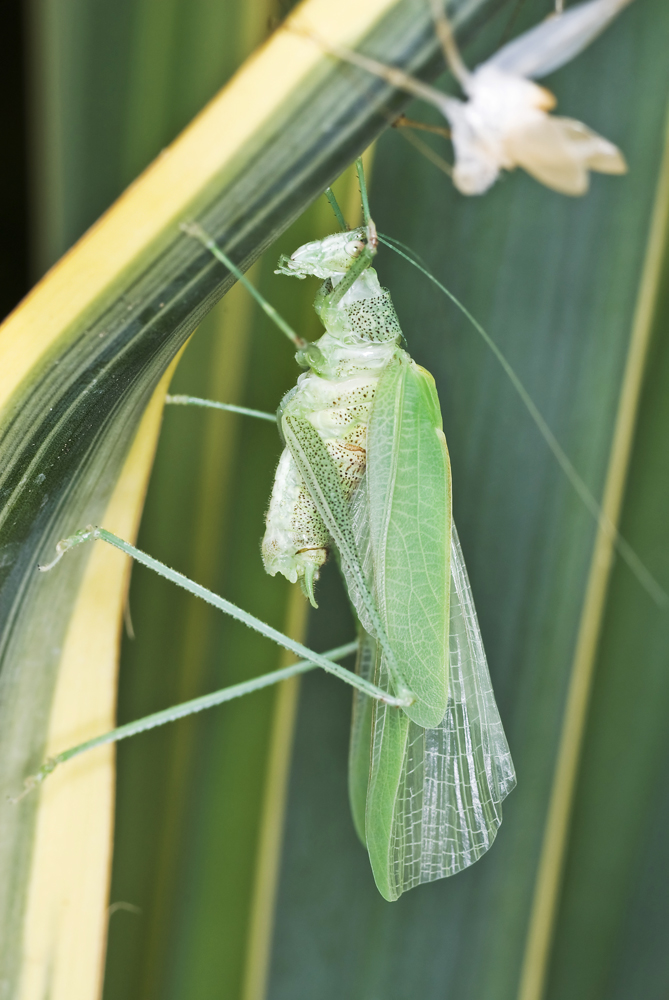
[324,187,348,231]
[165,395,276,422]
[37,527,408,705]
[16,639,359,798]
[22,525,418,796]
[181,221,306,349]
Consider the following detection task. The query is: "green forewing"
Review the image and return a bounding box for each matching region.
[346,363,514,900]
[363,531,516,901]
[366,353,452,728]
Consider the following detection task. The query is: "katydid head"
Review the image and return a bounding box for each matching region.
[274,227,375,280]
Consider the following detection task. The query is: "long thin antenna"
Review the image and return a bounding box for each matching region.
[379,232,668,608]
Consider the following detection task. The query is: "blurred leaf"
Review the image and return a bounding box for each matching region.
[1,0,505,996]
[267,2,669,999]
[0,0,29,317]
[8,1,668,999]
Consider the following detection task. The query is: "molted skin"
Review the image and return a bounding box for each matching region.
[262,227,452,729]
[262,231,400,602]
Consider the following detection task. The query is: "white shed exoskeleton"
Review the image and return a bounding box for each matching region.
[306,0,634,195]
[261,220,515,900]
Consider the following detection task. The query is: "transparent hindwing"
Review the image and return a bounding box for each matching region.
[348,477,516,900]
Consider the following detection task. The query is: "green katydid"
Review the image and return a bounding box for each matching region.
[31,169,516,901]
[30,149,666,900]
[257,202,515,898]
[31,138,665,900]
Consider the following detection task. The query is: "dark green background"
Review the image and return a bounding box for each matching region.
[3,0,668,997]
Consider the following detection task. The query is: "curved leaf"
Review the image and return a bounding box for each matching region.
[269,2,669,999]
[0,0,502,994]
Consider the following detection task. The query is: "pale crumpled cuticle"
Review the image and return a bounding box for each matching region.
[438,64,627,196]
